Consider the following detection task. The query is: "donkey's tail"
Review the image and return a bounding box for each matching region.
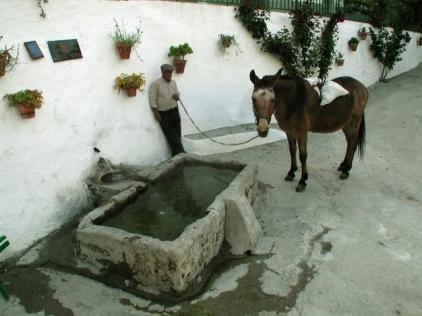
[357,114,366,159]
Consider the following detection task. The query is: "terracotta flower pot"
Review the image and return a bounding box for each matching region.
[116,43,132,59]
[16,103,36,119]
[173,59,187,74]
[222,39,231,48]
[358,31,368,40]
[0,54,7,77]
[335,58,344,66]
[349,43,358,52]
[125,87,137,97]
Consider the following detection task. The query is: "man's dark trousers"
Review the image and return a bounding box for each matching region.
[159,107,185,156]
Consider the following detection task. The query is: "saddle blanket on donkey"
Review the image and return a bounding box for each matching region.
[305,78,349,105]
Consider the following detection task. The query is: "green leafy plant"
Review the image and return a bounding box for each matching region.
[218,34,240,53]
[335,51,345,66]
[358,26,368,39]
[4,89,43,108]
[0,36,19,76]
[111,19,142,47]
[348,37,359,51]
[239,0,344,82]
[348,37,359,45]
[114,73,146,92]
[316,13,344,83]
[369,27,409,81]
[235,4,270,39]
[168,43,193,60]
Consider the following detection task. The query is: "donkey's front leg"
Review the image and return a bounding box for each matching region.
[296,134,308,192]
[285,133,298,181]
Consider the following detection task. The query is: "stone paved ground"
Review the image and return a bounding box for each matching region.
[1,64,422,315]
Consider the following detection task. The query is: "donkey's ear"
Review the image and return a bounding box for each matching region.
[249,70,259,84]
[275,68,283,78]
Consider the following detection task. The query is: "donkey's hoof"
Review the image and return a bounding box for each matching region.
[338,163,346,171]
[285,173,295,182]
[295,184,306,192]
[340,172,349,180]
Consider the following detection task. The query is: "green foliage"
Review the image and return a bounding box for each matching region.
[316,13,343,83]
[111,19,142,47]
[235,4,269,39]
[114,73,146,92]
[217,34,240,52]
[168,43,193,60]
[3,89,43,108]
[348,37,360,45]
[0,36,19,73]
[260,28,300,76]
[345,0,422,32]
[289,3,323,77]
[369,27,409,81]
[237,1,343,82]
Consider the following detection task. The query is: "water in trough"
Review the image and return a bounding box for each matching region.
[100,165,238,240]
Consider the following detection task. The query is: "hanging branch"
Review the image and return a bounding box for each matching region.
[36,0,48,19]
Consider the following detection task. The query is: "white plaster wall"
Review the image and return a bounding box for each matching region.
[0,0,421,260]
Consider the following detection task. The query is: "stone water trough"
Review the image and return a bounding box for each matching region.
[75,154,261,296]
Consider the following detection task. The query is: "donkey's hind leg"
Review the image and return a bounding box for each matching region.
[285,133,298,181]
[339,116,363,179]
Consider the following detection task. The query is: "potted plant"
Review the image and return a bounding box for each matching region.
[168,43,193,74]
[335,52,345,66]
[348,37,359,51]
[111,19,142,60]
[217,33,241,54]
[0,36,19,77]
[358,26,368,40]
[3,89,43,118]
[114,72,146,97]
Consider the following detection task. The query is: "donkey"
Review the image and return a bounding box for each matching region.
[250,68,368,192]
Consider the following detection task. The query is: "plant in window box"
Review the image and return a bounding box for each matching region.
[111,19,142,60]
[114,73,146,97]
[168,43,193,74]
[217,34,240,53]
[348,37,359,51]
[0,36,19,77]
[358,26,368,40]
[335,52,345,66]
[3,89,43,119]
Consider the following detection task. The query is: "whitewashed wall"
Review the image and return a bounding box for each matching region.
[0,0,421,260]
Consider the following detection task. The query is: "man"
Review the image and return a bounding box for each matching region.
[149,64,186,156]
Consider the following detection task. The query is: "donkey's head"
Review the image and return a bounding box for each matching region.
[249,68,282,137]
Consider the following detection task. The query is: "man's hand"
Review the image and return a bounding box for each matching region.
[172,93,180,101]
[153,109,161,122]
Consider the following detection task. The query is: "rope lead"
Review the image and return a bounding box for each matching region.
[178,99,259,146]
